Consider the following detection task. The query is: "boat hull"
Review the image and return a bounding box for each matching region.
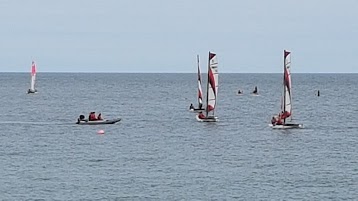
[269,123,303,129]
[27,89,37,94]
[190,108,205,113]
[196,115,218,122]
[76,118,121,125]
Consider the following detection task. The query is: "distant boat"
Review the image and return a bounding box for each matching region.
[76,114,121,125]
[269,50,303,129]
[27,61,37,94]
[190,55,205,112]
[76,118,122,125]
[196,52,219,122]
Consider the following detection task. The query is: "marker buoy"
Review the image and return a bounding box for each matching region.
[97,130,105,134]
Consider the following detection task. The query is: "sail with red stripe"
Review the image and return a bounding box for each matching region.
[30,61,37,92]
[197,55,203,107]
[206,52,218,116]
[281,50,292,121]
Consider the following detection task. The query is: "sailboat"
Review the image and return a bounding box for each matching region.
[269,50,303,129]
[27,61,37,94]
[190,55,205,112]
[196,52,219,122]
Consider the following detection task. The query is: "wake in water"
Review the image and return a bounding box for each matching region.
[0,121,73,125]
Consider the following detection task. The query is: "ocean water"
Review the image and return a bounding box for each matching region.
[0,73,357,200]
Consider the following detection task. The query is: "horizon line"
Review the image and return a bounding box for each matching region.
[0,71,358,74]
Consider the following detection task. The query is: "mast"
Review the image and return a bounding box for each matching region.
[205,52,210,117]
[197,55,201,107]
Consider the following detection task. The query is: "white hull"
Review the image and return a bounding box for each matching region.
[269,123,303,129]
[195,114,218,122]
[76,118,121,125]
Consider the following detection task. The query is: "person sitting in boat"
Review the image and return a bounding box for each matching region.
[238,90,242,94]
[189,103,194,110]
[198,112,206,119]
[280,111,291,119]
[276,114,283,125]
[252,86,258,94]
[271,116,277,125]
[89,112,97,121]
[97,113,103,120]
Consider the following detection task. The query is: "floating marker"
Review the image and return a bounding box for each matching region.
[97,130,105,134]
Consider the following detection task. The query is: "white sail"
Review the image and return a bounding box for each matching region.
[206,52,218,117]
[30,61,36,91]
[281,50,292,121]
[197,55,203,107]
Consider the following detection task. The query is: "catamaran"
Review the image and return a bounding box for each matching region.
[190,55,205,112]
[269,50,303,129]
[196,52,219,122]
[27,61,37,94]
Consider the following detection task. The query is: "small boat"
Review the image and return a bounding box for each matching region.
[270,50,303,129]
[195,52,219,122]
[27,61,37,94]
[76,118,121,125]
[269,123,303,129]
[190,55,205,112]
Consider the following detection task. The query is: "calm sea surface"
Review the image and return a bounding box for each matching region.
[0,73,357,200]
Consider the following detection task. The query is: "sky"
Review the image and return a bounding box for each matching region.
[0,0,357,73]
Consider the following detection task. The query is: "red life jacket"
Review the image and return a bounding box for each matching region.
[90,113,97,120]
[276,118,283,125]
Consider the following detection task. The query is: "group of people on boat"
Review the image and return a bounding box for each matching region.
[77,112,103,123]
[271,111,291,126]
[89,112,103,121]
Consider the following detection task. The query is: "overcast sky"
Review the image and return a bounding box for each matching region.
[0,0,357,73]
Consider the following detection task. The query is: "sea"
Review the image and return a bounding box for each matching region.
[0,73,357,200]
